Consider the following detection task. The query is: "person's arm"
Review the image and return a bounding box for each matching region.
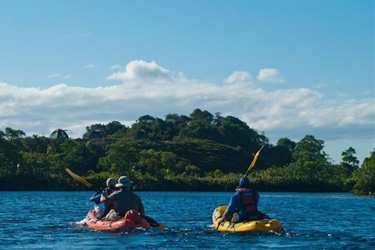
[90,193,101,204]
[100,191,115,205]
[218,195,238,224]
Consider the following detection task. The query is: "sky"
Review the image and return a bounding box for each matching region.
[0,0,374,164]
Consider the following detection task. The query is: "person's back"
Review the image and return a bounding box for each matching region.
[218,177,266,225]
[235,186,259,221]
[101,176,145,220]
[107,188,144,216]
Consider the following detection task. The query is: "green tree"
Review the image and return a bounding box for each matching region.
[164,113,190,138]
[0,129,23,175]
[83,121,126,140]
[277,138,296,152]
[340,147,359,177]
[98,141,140,175]
[352,148,375,195]
[292,135,327,163]
[215,115,264,151]
[289,135,332,180]
[4,127,26,140]
[137,149,183,177]
[21,135,50,153]
[127,115,173,141]
[179,109,217,140]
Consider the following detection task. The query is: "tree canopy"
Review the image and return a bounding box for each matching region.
[0,109,373,194]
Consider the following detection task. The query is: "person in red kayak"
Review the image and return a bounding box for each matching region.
[89,177,117,219]
[218,177,269,225]
[100,176,145,220]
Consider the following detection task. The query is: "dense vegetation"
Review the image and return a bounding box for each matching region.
[0,109,374,195]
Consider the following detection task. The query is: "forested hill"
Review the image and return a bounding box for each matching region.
[0,109,374,195]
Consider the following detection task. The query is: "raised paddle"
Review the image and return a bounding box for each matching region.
[244,145,265,177]
[66,168,92,188]
[65,168,167,229]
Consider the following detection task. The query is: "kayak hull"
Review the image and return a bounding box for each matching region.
[84,209,151,230]
[212,206,283,232]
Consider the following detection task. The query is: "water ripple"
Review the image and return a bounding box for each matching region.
[1,191,374,249]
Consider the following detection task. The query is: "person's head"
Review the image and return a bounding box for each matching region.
[238,177,251,188]
[106,178,117,189]
[115,176,134,190]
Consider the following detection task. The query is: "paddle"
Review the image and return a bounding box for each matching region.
[65,168,167,229]
[141,215,167,229]
[244,145,265,177]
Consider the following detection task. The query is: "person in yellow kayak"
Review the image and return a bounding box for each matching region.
[100,176,145,221]
[218,177,269,225]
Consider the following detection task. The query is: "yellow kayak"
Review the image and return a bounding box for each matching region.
[212,206,283,232]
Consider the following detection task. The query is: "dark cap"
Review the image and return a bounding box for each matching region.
[239,177,251,188]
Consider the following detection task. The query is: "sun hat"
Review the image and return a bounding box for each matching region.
[115,176,134,188]
[106,178,117,188]
[239,177,251,188]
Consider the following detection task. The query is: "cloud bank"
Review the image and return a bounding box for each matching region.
[0,60,374,146]
[258,68,285,83]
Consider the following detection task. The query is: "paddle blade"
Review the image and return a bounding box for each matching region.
[65,168,92,188]
[157,223,167,229]
[245,145,265,176]
[141,215,167,229]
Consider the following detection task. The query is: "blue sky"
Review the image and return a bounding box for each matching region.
[0,0,374,164]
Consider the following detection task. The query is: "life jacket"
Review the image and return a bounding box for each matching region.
[237,188,257,213]
[124,210,142,223]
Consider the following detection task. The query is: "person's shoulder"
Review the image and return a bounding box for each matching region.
[231,192,240,199]
[110,190,122,196]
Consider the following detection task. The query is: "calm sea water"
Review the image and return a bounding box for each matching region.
[0,191,374,249]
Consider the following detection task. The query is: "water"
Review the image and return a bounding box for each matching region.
[1,191,374,249]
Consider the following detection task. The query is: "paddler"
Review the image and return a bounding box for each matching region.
[217,177,269,225]
[90,177,117,219]
[100,176,145,221]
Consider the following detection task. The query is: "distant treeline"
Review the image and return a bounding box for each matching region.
[0,109,374,195]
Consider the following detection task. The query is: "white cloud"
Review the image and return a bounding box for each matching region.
[0,61,374,161]
[84,64,95,69]
[109,64,123,70]
[224,71,252,84]
[107,60,172,82]
[258,68,285,83]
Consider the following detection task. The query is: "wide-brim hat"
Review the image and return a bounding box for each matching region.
[116,176,134,188]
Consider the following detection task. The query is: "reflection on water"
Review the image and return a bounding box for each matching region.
[1,191,374,249]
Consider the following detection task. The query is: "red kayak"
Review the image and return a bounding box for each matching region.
[84,209,151,230]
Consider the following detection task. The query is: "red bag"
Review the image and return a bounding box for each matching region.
[124,210,142,223]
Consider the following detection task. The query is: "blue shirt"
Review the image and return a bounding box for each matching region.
[90,188,115,214]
